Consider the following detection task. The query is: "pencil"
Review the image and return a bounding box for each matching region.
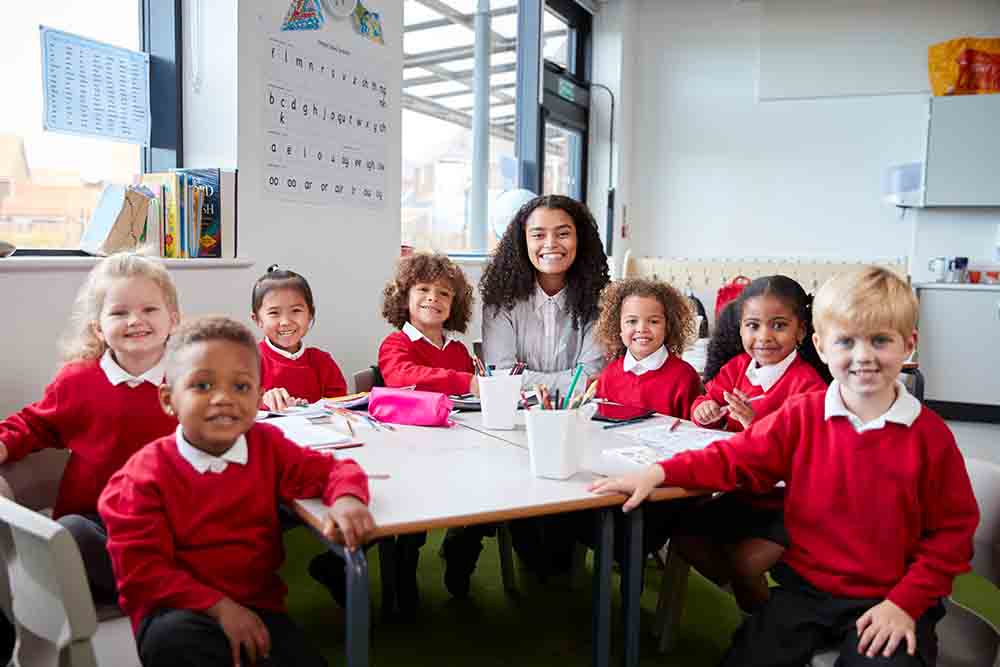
[563,364,584,409]
[343,415,355,437]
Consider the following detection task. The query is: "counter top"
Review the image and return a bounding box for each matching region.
[914,282,1000,292]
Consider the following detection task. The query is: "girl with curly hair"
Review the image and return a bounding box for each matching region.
[677,274,830,613]
[593,278,702,420]
[479,194,610,394]
[443,196,610,597]
[377,252,478,395]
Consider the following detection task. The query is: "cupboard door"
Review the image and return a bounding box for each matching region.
[918,289,1000,405]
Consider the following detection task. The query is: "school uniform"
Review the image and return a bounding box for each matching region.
[99,422,368,667]
[258,338,348,402]
[676,351,828,547]
[595,346,702,420]
[0,351,177,603]
[659,383,979,667]
[378,323,475,394]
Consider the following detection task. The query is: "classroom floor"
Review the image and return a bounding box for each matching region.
[281,524,999,666]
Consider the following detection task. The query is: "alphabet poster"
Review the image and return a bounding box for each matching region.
[261,1,390,207]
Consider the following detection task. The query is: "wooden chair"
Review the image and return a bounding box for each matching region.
[0,451,139,667]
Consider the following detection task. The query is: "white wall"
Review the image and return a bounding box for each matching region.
[0,0,401,418]
[611,0,1000,265]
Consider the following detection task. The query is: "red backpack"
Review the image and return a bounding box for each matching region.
[715,275,751,319]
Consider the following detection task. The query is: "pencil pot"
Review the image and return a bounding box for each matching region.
[525,407,585,479]
[478,375,523,430]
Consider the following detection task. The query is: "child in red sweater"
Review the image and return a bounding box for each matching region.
[678,275,830,611]
[252,265,348,411]
[99,316,374,667]
[377,252,478,396]
[0,252,180,605]
[592,267,978,667]
[593,278,702,419]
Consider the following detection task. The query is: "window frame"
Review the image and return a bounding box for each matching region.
[14,0,183,256]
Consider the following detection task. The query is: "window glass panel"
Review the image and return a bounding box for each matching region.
[0,2,141,250]
[543,122,582,199]
[402,0,518,254]
[543,9,570,70]
[402,1,443,25]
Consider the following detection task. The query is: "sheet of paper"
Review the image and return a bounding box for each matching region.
[602,425,730,469]
[267,415,349,448]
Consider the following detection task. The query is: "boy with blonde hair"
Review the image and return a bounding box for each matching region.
[592,266,979,666]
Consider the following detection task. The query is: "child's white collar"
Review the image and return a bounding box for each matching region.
[744,349,797,392]
[175,426,248,474]
[824,380,921,433]
[623,346,669,376]
[265,336,306,360]
[100,349,165,387]
[403,321,458,350]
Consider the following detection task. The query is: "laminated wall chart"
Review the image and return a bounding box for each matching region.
[40,26,151,145]
[262,0,390,208]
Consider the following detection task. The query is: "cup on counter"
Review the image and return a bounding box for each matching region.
[928,257,948,282]
[948,256,969,283]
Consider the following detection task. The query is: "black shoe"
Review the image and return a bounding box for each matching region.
[395,541,420,619]
[308,551,346,608]
[441,532,483,599]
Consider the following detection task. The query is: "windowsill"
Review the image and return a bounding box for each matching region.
[0,256,256,273]
[447,253,490,265]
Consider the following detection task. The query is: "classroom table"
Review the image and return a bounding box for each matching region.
[293,418,658,667]
[452,412,701,667]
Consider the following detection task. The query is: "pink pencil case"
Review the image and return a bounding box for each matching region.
[367,387,454,427]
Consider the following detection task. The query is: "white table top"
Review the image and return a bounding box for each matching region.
[294,419,633,538]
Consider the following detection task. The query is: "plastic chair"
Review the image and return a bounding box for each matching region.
[811,457,999,667]
[0,495,139,667]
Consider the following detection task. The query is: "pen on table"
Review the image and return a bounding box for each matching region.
[343,415,355,437]
[668,417,681,431]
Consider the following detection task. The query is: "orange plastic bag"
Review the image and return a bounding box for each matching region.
[928,37,1000,96]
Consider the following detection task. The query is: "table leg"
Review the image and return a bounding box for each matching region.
[341,546,370,667]
[621,506,643,667]
[592,508,613,667]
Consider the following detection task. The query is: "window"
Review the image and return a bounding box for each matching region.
[0,2,144,251]
[401,0,519,255]
[543,8,571,72]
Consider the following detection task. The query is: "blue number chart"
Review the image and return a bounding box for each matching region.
[40,26,151,145]
[262,34,389,208]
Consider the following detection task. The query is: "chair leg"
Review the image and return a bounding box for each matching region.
[377,540,397,618]
[653,539,690,653]
[497,523,517,592]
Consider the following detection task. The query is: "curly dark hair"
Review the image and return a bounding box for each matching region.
[595,278,696,359]
[480,194,610,329]
[703,275,832,384]
[381,252,474,332]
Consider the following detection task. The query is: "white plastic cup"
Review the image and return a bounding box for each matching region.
[525,408,583,479]
[478,375,523,430]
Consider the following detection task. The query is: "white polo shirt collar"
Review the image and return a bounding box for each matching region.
[745,350,798,393]
[824,380,921,433]
[623,346,669,376]
[100,350,165,388]
[403,321,459,350]
[175,426,248,474]
[264,336,306,360]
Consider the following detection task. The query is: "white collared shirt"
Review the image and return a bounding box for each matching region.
[824,380,921,434]
[100,349,165,388]
[402,321,459,351]
[175,426,248,474]
[533,283,567,364]
[264,336,306,361]
[745,350,798,393]
[623,346,669,376]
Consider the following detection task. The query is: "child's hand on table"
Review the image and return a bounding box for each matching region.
[693,400,724,426]
[589,464,666,512]
[261,388,307,412]
[205,597,271,667]
[856,599,916,659]
[323,496,375,550]
[723,390,755,430]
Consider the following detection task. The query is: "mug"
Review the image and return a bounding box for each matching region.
[927,257,948,282]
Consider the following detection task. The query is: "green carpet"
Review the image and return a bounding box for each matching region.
[280,528,999,666]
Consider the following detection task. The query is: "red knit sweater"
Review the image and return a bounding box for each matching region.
[378,330,475,395]
[658,392,978,620]
[692,352,827,432]
[596,354,702,420]
[0,360,176,518]
[258,340,348,401]
[98,423,369,632]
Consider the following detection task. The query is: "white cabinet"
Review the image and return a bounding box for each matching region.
[924,95,1000,207]
[917,285,1000,406]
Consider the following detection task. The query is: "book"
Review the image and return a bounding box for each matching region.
[267,415,350,448]
[79,185,151,256]
[140,172,181,258]
[220,169,237,258]
[177,168,222,258]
